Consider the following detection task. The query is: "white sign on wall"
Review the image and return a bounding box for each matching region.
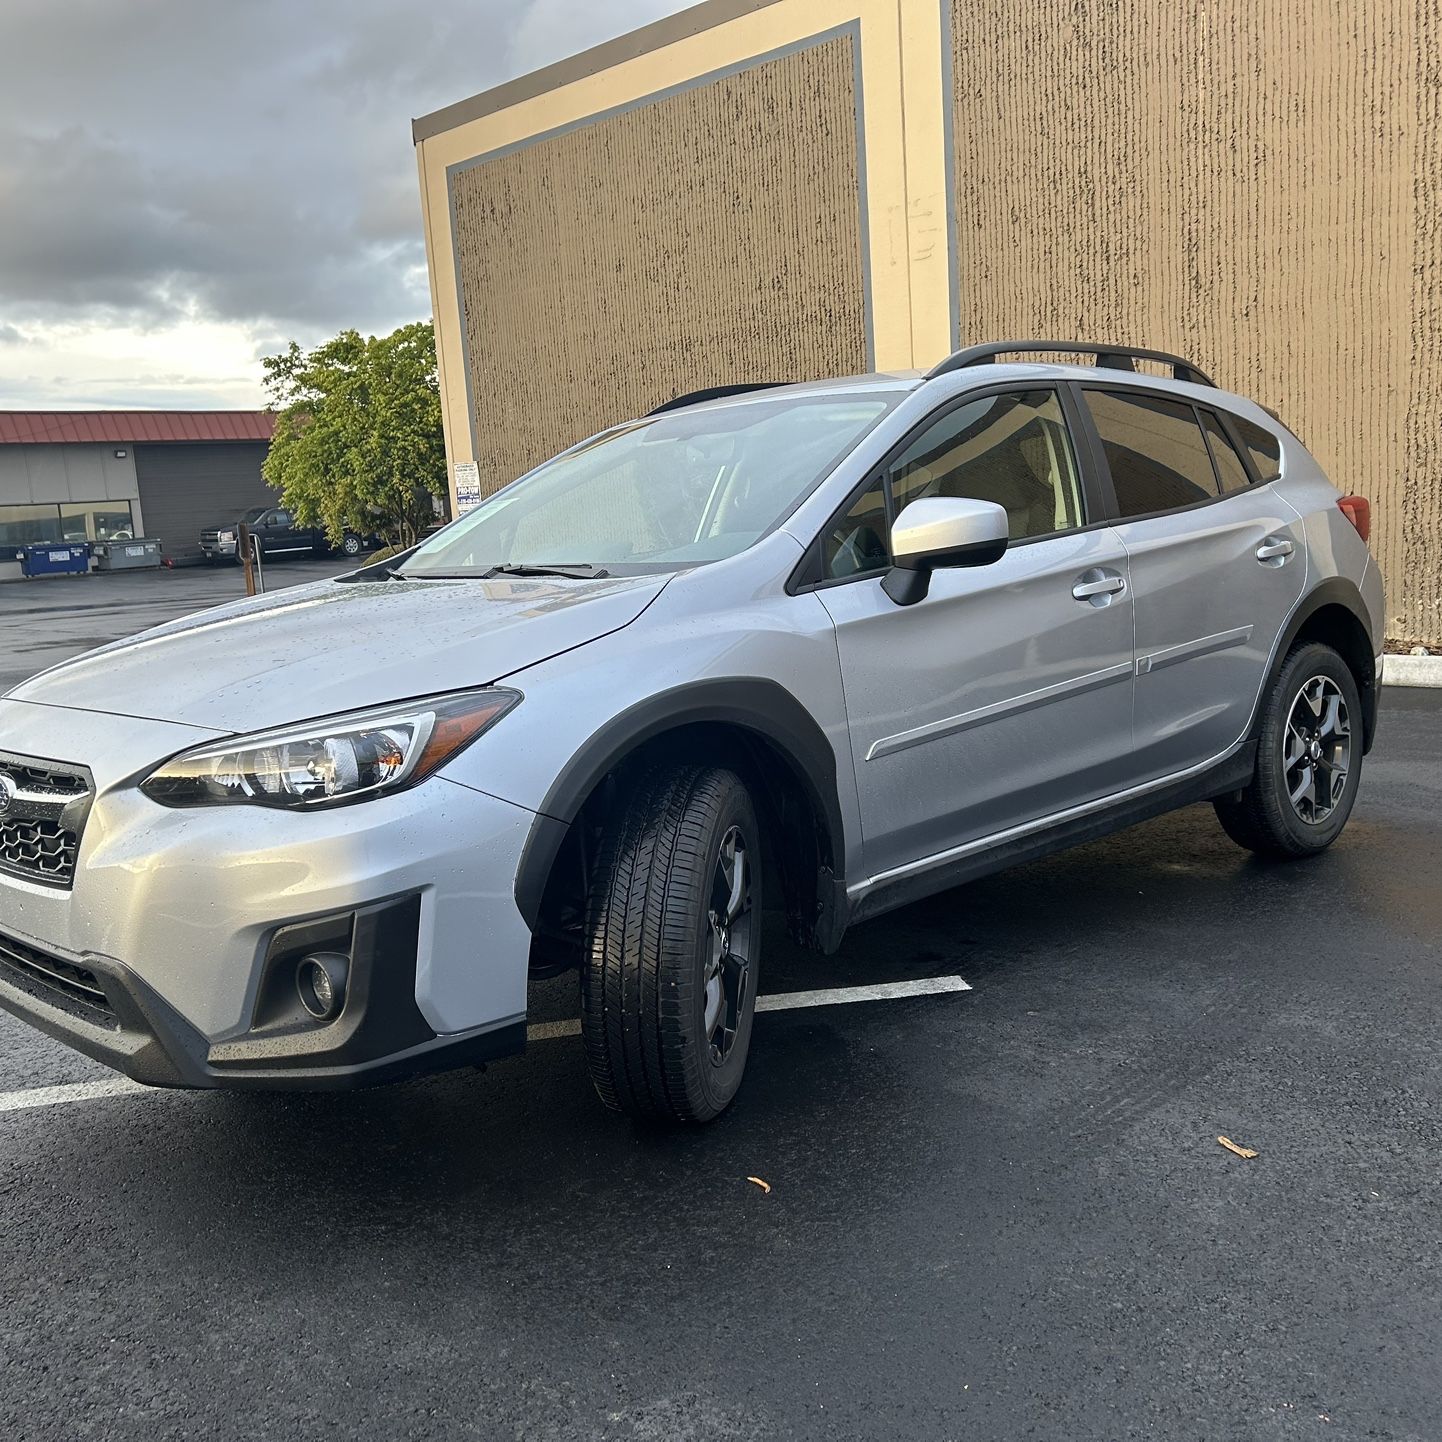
[453,460,482,516]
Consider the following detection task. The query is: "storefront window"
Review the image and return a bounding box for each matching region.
[1,501,136,558]
[0,505,64,560]
[60,502,135,543]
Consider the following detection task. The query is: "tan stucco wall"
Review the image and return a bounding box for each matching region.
[449,32,867,492]
[945,0,1442,645]
[416,0,926,498]
[417,0,1442,643]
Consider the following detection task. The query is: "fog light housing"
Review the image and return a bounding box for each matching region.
[297,952,349,1021]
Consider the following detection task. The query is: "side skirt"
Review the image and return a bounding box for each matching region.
[845,742,1258,927]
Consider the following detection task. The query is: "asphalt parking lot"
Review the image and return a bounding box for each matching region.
[2,575,1440,1441]
[0,557,356,695]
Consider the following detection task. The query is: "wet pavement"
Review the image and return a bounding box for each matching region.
[2,577,1439,1440]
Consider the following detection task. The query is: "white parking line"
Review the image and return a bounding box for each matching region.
[526,1018,582,1041]
[756,975,972,1011]
[0,1077,152,1113]
[0,975,971,1116]
[524,976,971,1041]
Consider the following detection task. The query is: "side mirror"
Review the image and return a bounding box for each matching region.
[881,497,1009,606]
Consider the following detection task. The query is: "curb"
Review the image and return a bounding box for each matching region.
[1383,654,1442,689]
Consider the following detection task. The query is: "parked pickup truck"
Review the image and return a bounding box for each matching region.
[200,507,379,562]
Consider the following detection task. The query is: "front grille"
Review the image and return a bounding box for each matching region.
[0,750,93,889]
[0,930,115,1023]
[0,816,77,880]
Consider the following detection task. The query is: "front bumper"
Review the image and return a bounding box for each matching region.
[0,898,525,1089]
[199,539,237,559]
[0,698,542,1089]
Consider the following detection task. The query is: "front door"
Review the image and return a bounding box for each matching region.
[260,508,307,557]
[809,388,1137,884]
[1079,388,1307,780]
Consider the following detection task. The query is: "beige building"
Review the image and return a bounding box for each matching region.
[414,0,1442,645]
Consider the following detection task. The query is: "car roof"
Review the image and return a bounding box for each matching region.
[645,361,1269,434]
[652,373,921,414]
[667,361,1249,402]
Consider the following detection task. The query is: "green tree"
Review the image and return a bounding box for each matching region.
[261,321,446,550]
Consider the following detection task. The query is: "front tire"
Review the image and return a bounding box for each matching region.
[581,764,762,1123]
[1214,641,1363,858]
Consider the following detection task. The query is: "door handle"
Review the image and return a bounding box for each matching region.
[1256,536,1294,563]
[1072,569,1127,603]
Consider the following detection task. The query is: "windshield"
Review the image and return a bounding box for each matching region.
[398,391,900,577]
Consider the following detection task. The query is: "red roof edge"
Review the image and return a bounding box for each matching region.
[0,411,275,445]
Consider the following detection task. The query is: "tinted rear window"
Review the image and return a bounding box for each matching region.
[1233,416,1283,480]
[1198,410,1252,494]
[1084,390,1219,517]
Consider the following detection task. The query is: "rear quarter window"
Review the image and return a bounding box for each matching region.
[1232,416,1284,481]
[1198,410,1253,494]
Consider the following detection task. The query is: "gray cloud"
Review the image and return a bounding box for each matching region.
[0,0,676,365]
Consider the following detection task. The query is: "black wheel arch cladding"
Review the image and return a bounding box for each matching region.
[1266,578,1380,753]
[512,678,848,942]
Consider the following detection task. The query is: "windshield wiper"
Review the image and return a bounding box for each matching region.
[336,560,407,583]
[481,563,611,579]
[385,562,612,582]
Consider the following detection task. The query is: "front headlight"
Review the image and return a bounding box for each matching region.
[140,688,520,809]
[218,529,237,542]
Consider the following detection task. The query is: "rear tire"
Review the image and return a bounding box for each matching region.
[581,764,762,1123]
[1214,642,1363,858]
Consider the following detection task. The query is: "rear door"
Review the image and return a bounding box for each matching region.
[1078,387,1306,780]
[807,386,1137,883]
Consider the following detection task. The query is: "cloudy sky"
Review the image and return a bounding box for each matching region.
[0,0,678,411]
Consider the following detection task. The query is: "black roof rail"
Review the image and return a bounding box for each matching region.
[648,382,791,415]
[926,341,1215,388]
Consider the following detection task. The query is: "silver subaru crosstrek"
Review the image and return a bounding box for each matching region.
[0,343,1383,1122]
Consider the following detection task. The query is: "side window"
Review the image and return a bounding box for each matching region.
[1198,411,1252,494]
[272,509,294,528]
[1233,415,1284,481]
[821,477,889,580]
[819,389,1084,581]
[1085,390,1218,517]
[890,389,1083,541]
[824,392,1084,582]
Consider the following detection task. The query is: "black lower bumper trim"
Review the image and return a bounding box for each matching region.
[0,898,527,1091]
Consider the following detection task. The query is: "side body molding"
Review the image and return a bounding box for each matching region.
[512,678,850,947]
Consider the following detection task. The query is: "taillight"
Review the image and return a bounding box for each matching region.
[1338,494,1370,543]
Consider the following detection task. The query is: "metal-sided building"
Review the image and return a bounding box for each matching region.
[0,411,276,574]
[414,0,1442,645]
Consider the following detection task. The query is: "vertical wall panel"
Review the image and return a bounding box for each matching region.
[950,0,1439,643]
[1404,0,1442,647]
[450,33,868,495]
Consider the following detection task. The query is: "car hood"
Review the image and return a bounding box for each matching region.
[7,573,669,733]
